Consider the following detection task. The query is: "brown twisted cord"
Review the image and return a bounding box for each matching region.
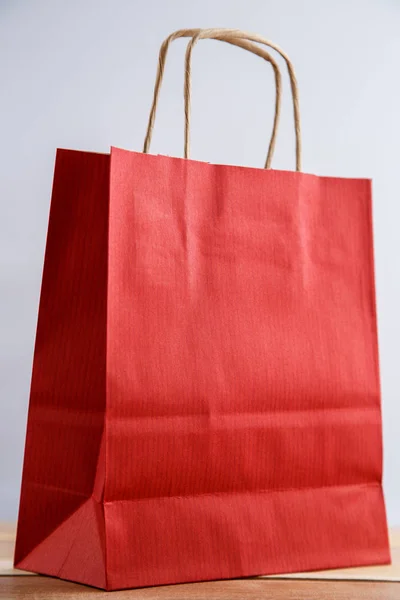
[143,29,282,169]
[184,28,301,171]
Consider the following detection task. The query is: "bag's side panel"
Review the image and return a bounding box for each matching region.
[14,150,109,572]
[16,497,107,589]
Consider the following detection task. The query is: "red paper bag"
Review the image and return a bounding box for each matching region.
[15,29,390,591]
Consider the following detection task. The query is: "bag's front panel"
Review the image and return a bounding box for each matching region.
[105,147,388,586]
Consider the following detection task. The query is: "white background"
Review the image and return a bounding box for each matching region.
[0,0,399,524]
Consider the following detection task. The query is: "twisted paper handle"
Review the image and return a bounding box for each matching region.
[184,29,301,171]
[143,29,282,169]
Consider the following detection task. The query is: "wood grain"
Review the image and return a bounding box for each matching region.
[1,576,400,599]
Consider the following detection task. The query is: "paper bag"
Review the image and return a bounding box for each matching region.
[15,28,390,590]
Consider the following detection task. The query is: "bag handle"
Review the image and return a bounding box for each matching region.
[184,28,301,171]
[143,29,282,169]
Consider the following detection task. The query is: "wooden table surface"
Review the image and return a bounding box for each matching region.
[1,523,400,599]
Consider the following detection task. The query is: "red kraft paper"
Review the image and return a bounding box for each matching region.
[14,147,390,590]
